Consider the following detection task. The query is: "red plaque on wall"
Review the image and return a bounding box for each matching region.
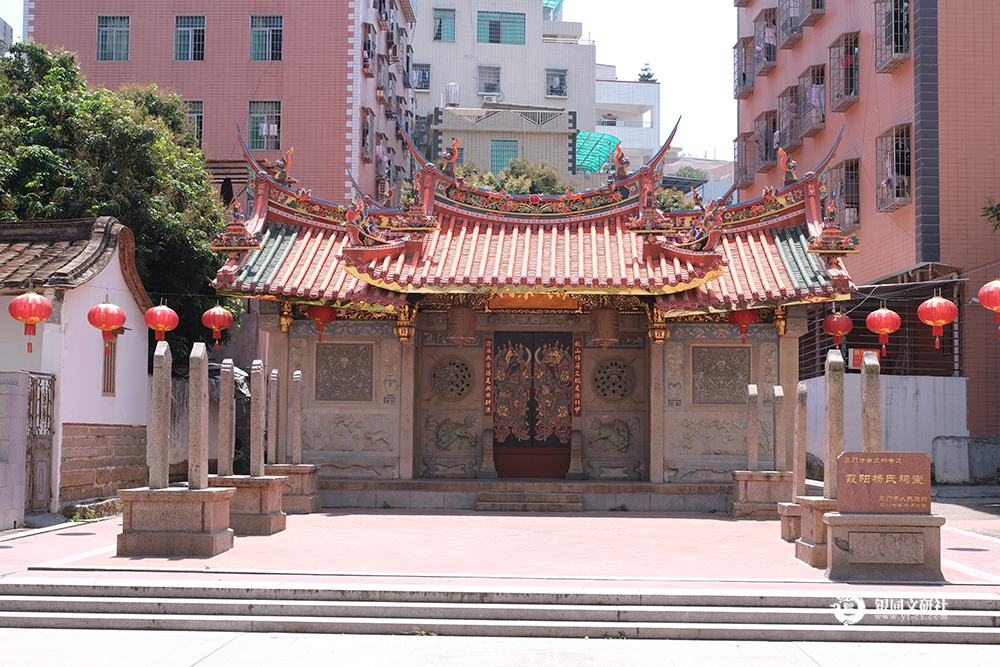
[483,333,493,415]
[572,334,582,417]
[836,452,932,514]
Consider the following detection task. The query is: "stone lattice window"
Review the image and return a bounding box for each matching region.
[316,343,373,402]
[431,358,474,400]
[691,346,751,405]
[102,337,117,396]
[592,359,636,402]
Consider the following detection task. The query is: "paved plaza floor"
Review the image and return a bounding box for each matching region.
[2,496,1000,665]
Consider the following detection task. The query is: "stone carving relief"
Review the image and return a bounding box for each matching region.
[302,413,394,451]
[664,462,740,484]
[430,357,474,400]
[670,323,774,341]
[587,416,641,453]
[691,346,751,405]
[422,458,478,478]
[759,341,778,399]
[290,339,306,375]
[422,332,483,347]
[583,333,645,349]
[591,359,636,402]
[318,461,397,479]
[315,343,373,401]
[294,320,394,338]
[665,342,684,409]
[587,459,643,480]
[424,413,479,451]
[487,313,579,328]
[670,416,773,457]
[382,342,399,398]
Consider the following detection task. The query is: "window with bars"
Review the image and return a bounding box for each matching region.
[186,100,203,145]
[250,15,282,61]
[249,101,281,150]
[97,16,130,61]
[174,15,205,61]
[828,158,860,229]
[734,132,756,189]
[875,0,910,73]
[797,65,825,138]
[545,69,568,97]
[413,64,430,91]
[753,9,777,76]
[777,0,802,49]
[733,37,754,99]
[102,337,117,396]
[433,8,455,42]
[754,111,778,172]
[876,124,911,212]
[478,65,501,95]
[477,12,525,45]
[777,86,802,152]
[800,0,825,27]
[361,109,374,162]
[829,33,859,112]
[491,139,518,174]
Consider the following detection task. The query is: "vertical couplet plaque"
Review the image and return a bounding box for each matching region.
[572,334,582,417]
[483,333,493,415]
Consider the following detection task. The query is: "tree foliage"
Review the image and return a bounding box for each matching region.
[984,199,1000,232]
[655,188,697,213]
[673,165,709,181]
[638,64,657,82]
[0,43,230,363]
[451,159,574,195]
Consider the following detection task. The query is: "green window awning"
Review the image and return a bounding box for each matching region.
[575,132,620,173]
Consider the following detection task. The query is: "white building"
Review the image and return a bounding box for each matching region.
[594,64,660,167]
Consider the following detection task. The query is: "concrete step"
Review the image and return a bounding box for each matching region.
[1,611,998,642]
[475,502,583,512]
[1,596,998,627]
[476,492,583,504]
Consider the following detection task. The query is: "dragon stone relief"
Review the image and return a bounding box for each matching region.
[587,416,642,454]
[670,416,773,457]
[587,459,643,480]
[302,413,395,452]
[422,458,478,478]
[318,462,397,479]
[424,413,479,451]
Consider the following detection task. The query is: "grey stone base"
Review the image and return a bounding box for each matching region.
[230,511,286,536]
[264,464,321,515]
[824,512,946,582]
[117,529,234,558]
[281,494,322,514]
[794,537,827,568]
[210,475,287,536]
[116,486,236,557]
[730,501,780,520]
[778,502,803,542]
[795,496,838,568]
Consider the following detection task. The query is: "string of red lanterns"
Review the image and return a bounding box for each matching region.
[917,295,958,350]
[822,310,853,344]
[979,279,1000,339]
[144,304,179,341]
[201,305,234,350]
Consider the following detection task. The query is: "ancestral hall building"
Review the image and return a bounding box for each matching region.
[212,124,855,505]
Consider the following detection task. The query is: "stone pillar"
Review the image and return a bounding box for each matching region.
[746,384,759,472]
[250,360,265,477]
[861,350,882,452]
[772,385,786,472]
[217,359,235,477]
[188,343,209,490]
[793,382,807,500]
[399,338,415,480]
[478,428,498,478]
[290,370,303,465]
[823,349,845,499]
[268,369,281,464]
[566,430,586,480]
[148,341,172,490]
[778,305,807,471]
[648,342,665,483]
[266,330,290,468]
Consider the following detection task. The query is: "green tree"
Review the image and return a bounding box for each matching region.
[674,165,709,181]
[655,188,697,213]
[451,159,574,195]
[984,199,1000,232]
[0,43,230,362]
[638,64,657,82]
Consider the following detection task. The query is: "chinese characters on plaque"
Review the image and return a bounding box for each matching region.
[836,452,932,514]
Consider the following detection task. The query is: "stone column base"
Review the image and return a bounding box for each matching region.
[729,471,793,520]
[794,496,839,568]
[209,475,287,536]
[777,502,803,542]
[117,487,236,557]
[265,464,321,514]
[824,512,946,582]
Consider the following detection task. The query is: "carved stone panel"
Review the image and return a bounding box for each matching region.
[759,341,778,400]
[665,342,684,409]
[314,459,397,479]
[422,412,480,452]
[431,357,474,400]
[585,415,643,455]
[315,343,373,402]
[691,346,751,405]
[422,458,478,478]
[302,412,394,452]
[591,359,636,402]
[587,459,643,480]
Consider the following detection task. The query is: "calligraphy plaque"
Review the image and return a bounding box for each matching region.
[483,334,493,415]
[572,335,583,417]
[836,452,932,514]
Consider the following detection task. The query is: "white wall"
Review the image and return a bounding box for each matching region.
[804,375,968,461]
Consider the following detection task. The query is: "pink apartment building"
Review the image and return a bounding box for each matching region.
[734,0,1000,438]
[28,0,417,205]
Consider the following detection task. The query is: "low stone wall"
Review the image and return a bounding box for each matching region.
[932,436,1000,484]
[60,423,147,504]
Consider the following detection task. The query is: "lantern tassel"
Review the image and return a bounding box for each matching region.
[27,341,32,354]
[881,344,886,357]
[935,337,941,350]
[105,341,111,357]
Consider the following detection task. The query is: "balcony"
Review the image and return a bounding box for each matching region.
[829,33,860,112]
[734,38,754,99]
[734,0,750,6]
[754,111,778,173]
[800,0,825,27]
[754,9,778,76]
[734,132,756,189]
[797,66,825,138]
[875,0,910,73]
[777,0,802,49]
[876,125,911,212]
[777,86,802,152]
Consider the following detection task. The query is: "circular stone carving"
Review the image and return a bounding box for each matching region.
[431,357,473,400]
[592,359,635,402]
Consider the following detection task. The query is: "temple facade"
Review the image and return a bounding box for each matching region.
[212,124,855,504]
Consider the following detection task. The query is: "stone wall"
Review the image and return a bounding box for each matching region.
[0,372,29,528]
[59,423,147,503]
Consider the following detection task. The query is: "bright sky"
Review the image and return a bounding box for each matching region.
[0,0,737,159]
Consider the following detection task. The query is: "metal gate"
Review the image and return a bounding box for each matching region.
[24,373,54,513]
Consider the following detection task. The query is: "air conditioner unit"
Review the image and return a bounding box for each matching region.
[482,95,498,103]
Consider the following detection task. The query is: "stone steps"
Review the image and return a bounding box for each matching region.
[0,581,998,641]
[475,491,583,512]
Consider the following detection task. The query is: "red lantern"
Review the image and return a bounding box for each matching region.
[8,291,53,353]
[917,296,958,350]
[144,305,179,342]
[822,311,853,345]
[306,305,337,342]
[979,279,1000,340]
[202,306,234,351]
[866,307,901,357]
[727,309,757,344]
[88,302,127,356]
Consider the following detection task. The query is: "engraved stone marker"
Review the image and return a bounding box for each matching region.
[860,351,882,452]
[836,452,932,514]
